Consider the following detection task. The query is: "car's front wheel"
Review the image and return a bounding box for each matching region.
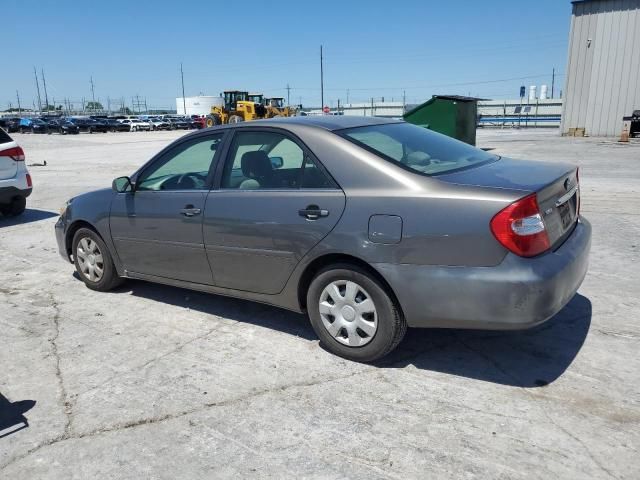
[306,264,406,362]
[72,228,123,291]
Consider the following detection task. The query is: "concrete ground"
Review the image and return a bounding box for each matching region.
[0,127,638,479]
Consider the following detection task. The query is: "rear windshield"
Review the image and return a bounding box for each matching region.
[339,122,497,176]
[0,128,12,144]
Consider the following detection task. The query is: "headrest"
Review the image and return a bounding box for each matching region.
[241,150,273,178]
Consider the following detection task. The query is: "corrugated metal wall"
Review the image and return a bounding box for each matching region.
[561,0,640,136]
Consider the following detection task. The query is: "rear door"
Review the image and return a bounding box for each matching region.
[203,128,345,294]
[0,130,18,180]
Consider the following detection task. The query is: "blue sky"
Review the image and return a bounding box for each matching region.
[4,0,574,110]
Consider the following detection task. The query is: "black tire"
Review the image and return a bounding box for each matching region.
[306,264,406,362]
[1,196,26,217]
[206,115,221,127]
[88,127,93,134]
[72,228,123,292]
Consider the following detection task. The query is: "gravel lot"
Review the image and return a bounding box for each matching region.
[1,128,639,479]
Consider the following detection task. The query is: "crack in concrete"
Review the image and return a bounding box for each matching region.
[48,291,73,437]
[0,319,37,336]
[74,319,240,399]
[0,364,378,473]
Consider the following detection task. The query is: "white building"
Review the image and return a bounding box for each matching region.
[175,96,223,116]
[561,0,640,136]
[341,101,405,118]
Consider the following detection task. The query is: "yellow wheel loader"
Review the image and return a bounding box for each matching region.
[205,91,264,127]
[264,97,296,118]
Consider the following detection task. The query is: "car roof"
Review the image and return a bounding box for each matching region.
[257,115,402,131]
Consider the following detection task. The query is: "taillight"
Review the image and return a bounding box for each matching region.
[490,193,550,257]
[26,173,32,188]
[0,146,25,161]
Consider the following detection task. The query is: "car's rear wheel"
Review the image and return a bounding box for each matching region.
[306,264,406,362]
[1,196,26,217]
[72,228,123,291]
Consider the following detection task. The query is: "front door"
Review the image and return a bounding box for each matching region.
[110,133,225,284]
[204,129,345,294]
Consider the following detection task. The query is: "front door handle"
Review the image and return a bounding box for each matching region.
[299,205,329,220]
[180,205,201,217]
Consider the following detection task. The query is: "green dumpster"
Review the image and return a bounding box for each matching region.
[403,95,480,146]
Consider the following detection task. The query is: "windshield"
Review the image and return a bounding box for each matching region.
[339,122,497,176]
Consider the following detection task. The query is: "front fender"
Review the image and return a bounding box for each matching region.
[60,188,124,274]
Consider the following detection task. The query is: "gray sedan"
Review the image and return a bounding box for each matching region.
[55,116,591,362]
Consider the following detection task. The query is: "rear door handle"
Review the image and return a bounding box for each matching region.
[299,205,329,220]
[180,205,201,217]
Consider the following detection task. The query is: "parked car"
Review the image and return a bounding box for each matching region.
[69,118,109,133]
[102,118,130,132]
[147,117,170,131]
[0,129,31,216]
[185,116,204,129]
[47,118,80,135]
[165,117,190,130]
[55,117,591,362]
[119,119,151,132]
[19,118,50,134]
[0,117,21,133]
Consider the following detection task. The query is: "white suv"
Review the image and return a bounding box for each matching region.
[0,128,32,216]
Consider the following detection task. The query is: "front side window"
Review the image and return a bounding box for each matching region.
[221,131,335,190]
[137,134,224,191]
[340,122,497,176]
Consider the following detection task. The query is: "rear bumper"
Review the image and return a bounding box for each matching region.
[0,186,32,204]
[375,217,592,329]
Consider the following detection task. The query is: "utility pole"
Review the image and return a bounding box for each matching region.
[180,63,186,115]
[90,76,96,109]
[33,67,42,112]
[320,45,324,111]
[346,89,349,104]
[551,67,556,99]
[402,90,406,110]
[41,69,50,112]
[286,83,291,106]
[16,90,21,114]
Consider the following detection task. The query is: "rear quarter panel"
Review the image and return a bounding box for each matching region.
[284,124,519,268]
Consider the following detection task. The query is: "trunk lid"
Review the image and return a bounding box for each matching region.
[0,130,18,180]
[438,157,579,249]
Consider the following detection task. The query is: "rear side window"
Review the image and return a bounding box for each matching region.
[339,122,497,176]
[0,129,12,144]
[220,130,336,190]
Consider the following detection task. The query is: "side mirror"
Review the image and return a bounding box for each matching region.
[269,156,284,169]
[112,176,133,193]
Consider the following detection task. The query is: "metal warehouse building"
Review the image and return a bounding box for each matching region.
[561,0,640,136]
